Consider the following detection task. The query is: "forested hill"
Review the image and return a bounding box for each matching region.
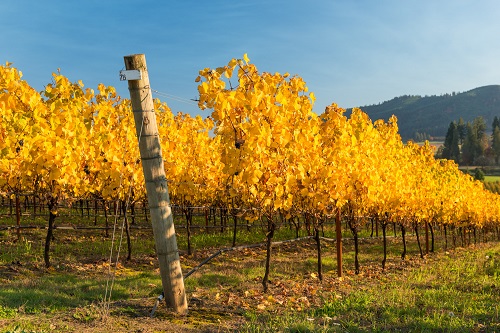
[349,85,500,140]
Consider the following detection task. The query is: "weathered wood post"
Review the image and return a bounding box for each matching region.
[336,208,343,277]
[123,54,188,314]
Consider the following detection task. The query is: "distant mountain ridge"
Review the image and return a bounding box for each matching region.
[350,85,500,140]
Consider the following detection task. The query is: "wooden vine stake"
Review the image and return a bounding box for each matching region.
[335,208,343,278]
[123,54,188,314]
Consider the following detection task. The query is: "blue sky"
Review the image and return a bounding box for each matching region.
[2,1,500,118]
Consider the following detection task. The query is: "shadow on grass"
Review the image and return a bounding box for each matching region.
[0,269,159,316]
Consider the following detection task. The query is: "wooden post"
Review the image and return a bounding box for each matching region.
[425,221,429,255]
[335,208,343,277]
[15,193,21,241]
[123,54,188,314]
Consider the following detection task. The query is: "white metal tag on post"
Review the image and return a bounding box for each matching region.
[119,70,142,81]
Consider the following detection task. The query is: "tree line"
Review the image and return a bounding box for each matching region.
[437,116,500,166]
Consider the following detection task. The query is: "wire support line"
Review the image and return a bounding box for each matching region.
[183,236,315,279]
[152,89,199,107]
[102,115,145,316]
[102,201,123,315]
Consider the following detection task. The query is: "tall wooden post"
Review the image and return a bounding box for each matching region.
[335,208,343,277]
[123,54,188,314]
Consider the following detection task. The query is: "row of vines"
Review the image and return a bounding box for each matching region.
[2,55,500,291]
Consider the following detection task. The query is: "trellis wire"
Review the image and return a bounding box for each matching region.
[102,116,144,315]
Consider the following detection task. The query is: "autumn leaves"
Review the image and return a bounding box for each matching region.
[194,54,500,233]
[1,55,499,239]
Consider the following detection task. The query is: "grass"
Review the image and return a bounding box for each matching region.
[238,244,500,332]
[0,264,161,312]
[1,207,500,332]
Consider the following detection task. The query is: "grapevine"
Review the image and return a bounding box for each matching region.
[1,57,500,281]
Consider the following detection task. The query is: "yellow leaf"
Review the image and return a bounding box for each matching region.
[225,66,234,79]
[284,194,293,209]
[275,184,284,197]
[309,92,316,103]
[229,188,238,197]
[228,58,238,68]
[243,53,250,63]
[274,198,283,209]
[50,168,62,181]
[198,82,209,94]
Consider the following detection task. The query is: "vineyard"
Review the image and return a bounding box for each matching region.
[1,55,500,331]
